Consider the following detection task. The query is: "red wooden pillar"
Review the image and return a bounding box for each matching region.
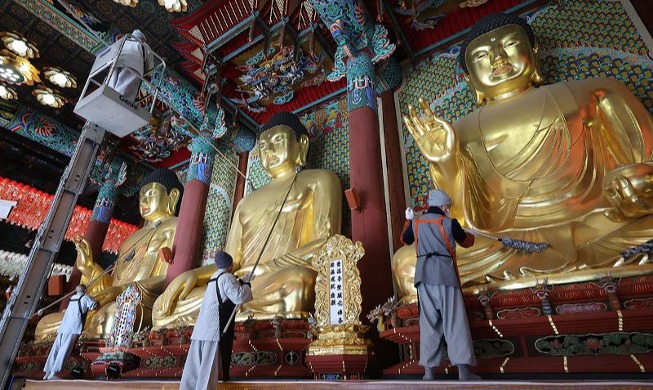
[346,53,398,373]
[380,91,407,251]
[165,138,215,286]
[347,53,394,325]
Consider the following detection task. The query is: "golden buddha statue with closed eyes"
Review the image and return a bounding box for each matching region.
[393,13,653,304]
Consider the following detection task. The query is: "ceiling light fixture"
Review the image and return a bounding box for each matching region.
[159,0,188,13]
[0,49,40,86]
[33,86,66,108]
[0,32,39,59]
[44,67,77,88]
[0,84,17,100]
[112,0,139,8]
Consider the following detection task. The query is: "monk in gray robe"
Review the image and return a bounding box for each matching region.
[43,284,98,380]
[107,29,153,102]
[402,189,481,381]
[179,252,252,390]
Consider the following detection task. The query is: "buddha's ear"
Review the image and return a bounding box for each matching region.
[167,188,181,216]
[532,39,539,54]
[530,41,543,85]
[464,75,486,106]
[296,134,309,167]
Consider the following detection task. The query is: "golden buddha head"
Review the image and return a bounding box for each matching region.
[258,112,309,177]
[459,13,542,104]
[138,168,183,221]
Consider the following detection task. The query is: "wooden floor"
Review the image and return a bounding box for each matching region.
[20,379,653,390]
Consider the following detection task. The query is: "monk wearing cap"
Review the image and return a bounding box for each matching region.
[107,29,154,102]
[42,284,98,380]
[179,251,253,390]
[402,189,480,381]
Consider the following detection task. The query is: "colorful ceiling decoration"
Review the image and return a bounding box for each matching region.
[392,0,447,30]
[0,176,138,254]
[231,42,327,113]
[170,0,347,124]
[129,114,187,163]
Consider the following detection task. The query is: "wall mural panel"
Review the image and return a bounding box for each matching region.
[398,0,653,208]
[198,142,239,265]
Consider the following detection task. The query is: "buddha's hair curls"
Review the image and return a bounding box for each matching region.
[140,168,184,215]
[259,112,309,141]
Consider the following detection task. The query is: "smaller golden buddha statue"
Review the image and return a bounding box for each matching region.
[393,12,653,304]
[153,112,342,327]
[35,169,183,340]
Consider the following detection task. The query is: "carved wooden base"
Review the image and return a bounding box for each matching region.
[305,354,370,380]
[230,337,312,378]
[89,349,141,378]
[119,344,189,379]
[13,354,94,380]
[380,276,653,377]
[227,319,313,379]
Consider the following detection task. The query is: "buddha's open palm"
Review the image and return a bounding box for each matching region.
[402,98,458,164]
[603,162,653,222]
[156,269,199,316]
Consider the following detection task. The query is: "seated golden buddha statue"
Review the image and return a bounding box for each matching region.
[153,112,342,327]
[35,169,183,339]
[393,13,653,304]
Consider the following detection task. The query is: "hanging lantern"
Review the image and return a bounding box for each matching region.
[112,0,139,7]
[0,83,17,100]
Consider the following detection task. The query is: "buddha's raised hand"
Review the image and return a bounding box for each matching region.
[73,236,96,278]
[402,98,458,165]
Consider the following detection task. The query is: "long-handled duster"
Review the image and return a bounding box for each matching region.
[465,229,549,253]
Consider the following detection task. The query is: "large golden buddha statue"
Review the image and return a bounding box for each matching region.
[35,169,183,339]
[393,13,653,304]
[153,112,341,326]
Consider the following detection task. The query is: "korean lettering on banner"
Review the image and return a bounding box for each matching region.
[329,259,344,325]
